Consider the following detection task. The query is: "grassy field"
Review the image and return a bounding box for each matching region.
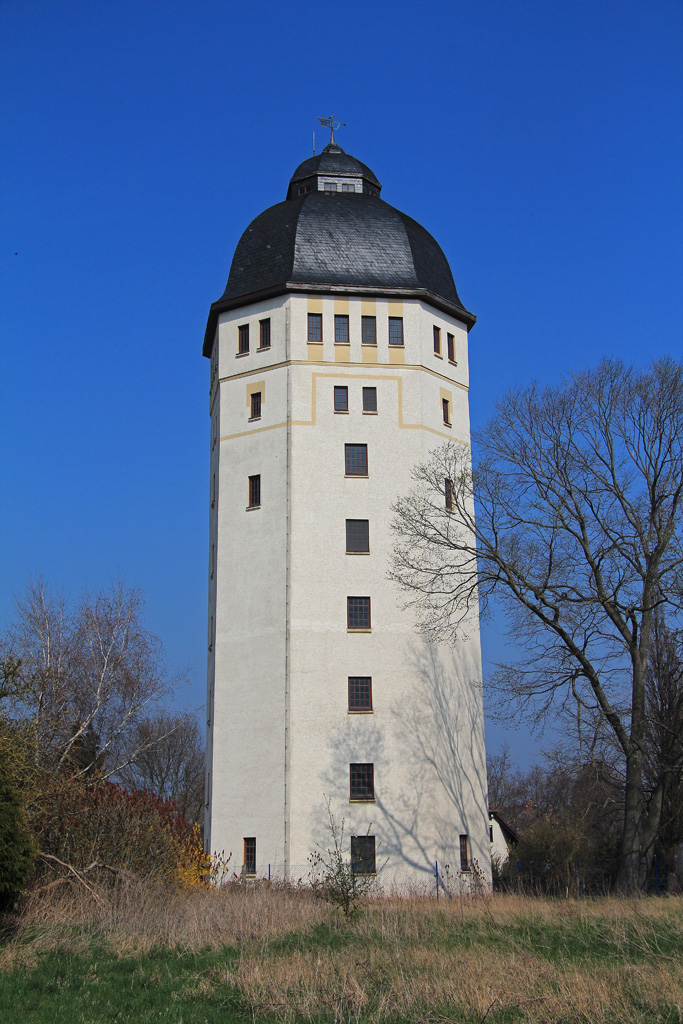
[1,879,682,1023]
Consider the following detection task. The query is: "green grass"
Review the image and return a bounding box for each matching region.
[0,945,249,1024]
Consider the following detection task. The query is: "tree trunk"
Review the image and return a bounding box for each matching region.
[637,776,665,889]
[618,747,644,891]
[618,646,649,891]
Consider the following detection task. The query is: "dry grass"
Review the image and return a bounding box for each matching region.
[225,946,681,1023]
[2,879,683,1022]
[13,874,328,951]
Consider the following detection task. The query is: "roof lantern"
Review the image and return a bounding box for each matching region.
[287,143,382,199]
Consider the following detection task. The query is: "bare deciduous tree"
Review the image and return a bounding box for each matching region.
[486,745,524,815]
[391,358,683,889]
[3,576,181,780]
[117,712,205,822]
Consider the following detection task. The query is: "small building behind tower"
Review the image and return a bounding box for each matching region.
[203,135,490,886]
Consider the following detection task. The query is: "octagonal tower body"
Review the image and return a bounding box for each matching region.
[203,144,490,886]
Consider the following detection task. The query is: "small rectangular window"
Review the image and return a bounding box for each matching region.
[334,385,348,412]
[489,825,494,844]
[345,444,368,476]
[244,837,256,875]
[445,478,454,510]
[433,325,441,355]
[342,183,355,192]
[211,473,216,508]
[447,333,455,363]
[248,474,261,508]
[346,519,369,553]
[442,398,451,425]
[361,316,377,345]
[460,834,470,872]
[335,315,349,343]
[324,182,338,191]
[348,676,372,711]
[351,835,376,873]
[362,387,377,412]
[308,313,322,342]
[210,543,215,579]
[259,318,271,349]
[250,391,261,419]
[388,317,404,346]
[350,763,374,800]
[238,324,249,354]
[347,596,371,630]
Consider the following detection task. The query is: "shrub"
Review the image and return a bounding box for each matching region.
[308,801,378,919]
[0,752,35,909]
[30,778,207,884]
[174,822,213,887]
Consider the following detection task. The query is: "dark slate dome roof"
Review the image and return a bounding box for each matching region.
[204,144,474,354]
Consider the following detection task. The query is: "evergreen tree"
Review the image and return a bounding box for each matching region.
[0,752,35,910]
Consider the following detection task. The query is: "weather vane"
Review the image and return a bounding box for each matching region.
[317,115,346,146]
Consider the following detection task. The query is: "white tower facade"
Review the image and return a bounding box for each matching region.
[203,143,490,886]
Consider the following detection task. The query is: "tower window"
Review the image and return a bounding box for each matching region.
[345,444,368,476]
[442,398,451,425]
[334,386,349,412]
[308,313,322,342]
[248,474,261,508]
[362,387,377,413]
[350,763,374,800]
[388,317,404,346]
[259,318,271,349]
[445,478,454,510]
[447,333,456,363]
[297,183,312,196]
[433,326,441,355]
[351,835,376,873]
[346,519,369,553]
[238,324,249,354]
[250,392,261,419]
[324,182,338,191]
[459,834,470,872]
[211,473,216,508]
[361,316,377,345]
[348,676,372,711]
[244,837,256,876]
[342,183,355,192]
[335,314,349,343]
[347,597,371,630]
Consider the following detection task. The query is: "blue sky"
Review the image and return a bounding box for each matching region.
[1,0,681,767]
